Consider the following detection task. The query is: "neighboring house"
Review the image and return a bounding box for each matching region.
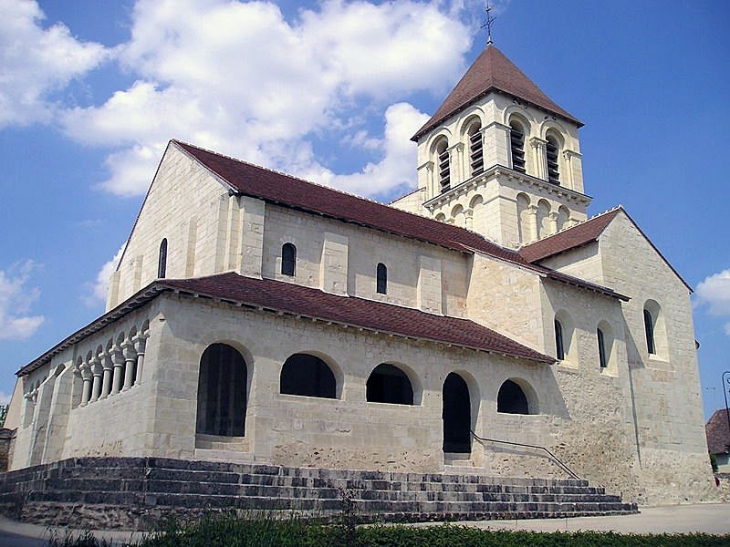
[706,409,730,473]
[5,45,714,506]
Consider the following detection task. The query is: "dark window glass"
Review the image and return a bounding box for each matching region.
[158,238,168,278]
[376,263,387,294]
[644,309,656,355]
[367,364,413,405]
[598,328,608,368]
[554,319,565,360]
[281,243,296,276]
[280,353,336,399]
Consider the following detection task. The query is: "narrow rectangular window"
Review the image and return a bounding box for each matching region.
[376,263,387,294]
[554,319,565,361]
[597,328,607,368]
[644,309,656,355]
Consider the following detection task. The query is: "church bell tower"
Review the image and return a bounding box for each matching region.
[395,45,591,249]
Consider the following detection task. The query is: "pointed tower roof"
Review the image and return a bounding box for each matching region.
[412,45,582,141]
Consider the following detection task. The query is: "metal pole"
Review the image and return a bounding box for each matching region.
[722,370,730,430]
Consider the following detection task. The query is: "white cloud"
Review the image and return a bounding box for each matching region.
[83,245,125,307]
[0,0,108,127]
[58,0,472,198]
[0,261,44,340]
[695,268,730,336]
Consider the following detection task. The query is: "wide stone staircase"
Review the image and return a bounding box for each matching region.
[0,456,637,529]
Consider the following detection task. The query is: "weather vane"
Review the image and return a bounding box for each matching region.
[482,1,496,46]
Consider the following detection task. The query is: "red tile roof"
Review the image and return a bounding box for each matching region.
[17,272,555,376]
[413,45,581,141]
[519,209,620,263]
[706,409,730,455]
[173,140,625,300]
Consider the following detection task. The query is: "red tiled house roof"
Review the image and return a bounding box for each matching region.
[412,45,581,141]
[17,272,554,376]
[173,141,626,300]
[706,409,730,455]
[519,209,620,263]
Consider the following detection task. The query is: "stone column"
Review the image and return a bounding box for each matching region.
[530,137,547,180]
[525,205,539,243]
[80,363,92,405]
[89,358,102,403]
[111,346,124,395]
[547,211,559,236]
[449,142,464,186]
[417,161,434,200]
[100,352,113,399]
[133,333,148,386]
[122,340,136,391]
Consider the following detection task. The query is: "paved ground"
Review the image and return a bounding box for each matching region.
[0,504,728,545]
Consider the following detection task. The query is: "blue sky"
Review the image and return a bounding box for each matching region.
[1,0,729,419]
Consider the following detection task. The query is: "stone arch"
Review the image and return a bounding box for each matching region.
[435,212,446,222]
[597,320,616,372]
[366,362,420,406]
[557,205,570,231]
[497,378,538,415]
[451,204,465,227]
[280,351,340,399]
[442,372,476,453]
[537,199,551,238]
[196,343,248,436]
[554,309,577,364]
[516,193,531,244]
[643,299,667,358]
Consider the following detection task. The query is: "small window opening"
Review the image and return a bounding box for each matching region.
[554,319,565,361]
[437,140,450,193]
[546,135,560,185]
[280,354,336,399]
[510,121,526,173]
[367,364,413,405]
[644,309,656,355]
[196,344,247,436]
[281,243,296,276]
[376,263,387,294]
[468,122,483,176]
[497,380,530,415]
[158,238,168,278]
[597,328,608,369]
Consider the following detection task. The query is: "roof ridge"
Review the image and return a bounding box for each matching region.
[173,139,414,212]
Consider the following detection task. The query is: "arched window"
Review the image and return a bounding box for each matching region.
[281,243,296,276]
[158,238,168,278]
[376,263,387,294]
[597,328,608,369]
[554,319,565,361]
[509,120,526,173]
[497,379,531,415]
[196,343,247,436]
[443,373,471,453]
[367,364,413,405]
[537,199,550,238]
[644,308,656,355]
[436,139,450,193]
[546,135,560,185]
[280,353,336,399]
[467,121,483,176]
[516,193,530,244]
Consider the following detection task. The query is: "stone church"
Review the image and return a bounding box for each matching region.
[5,45,714,510]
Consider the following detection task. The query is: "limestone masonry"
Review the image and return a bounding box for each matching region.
[4,45,714,512]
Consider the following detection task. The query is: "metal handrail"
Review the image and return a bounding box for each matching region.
[470,431,581,481]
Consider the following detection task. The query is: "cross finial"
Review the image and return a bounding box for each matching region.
[482,1,496,47]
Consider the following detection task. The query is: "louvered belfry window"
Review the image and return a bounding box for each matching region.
[510,122,526,173]
[546,135,560,184]
[469,123,484,176]
[437,140,450,192]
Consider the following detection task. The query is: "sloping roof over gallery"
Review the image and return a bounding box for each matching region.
[519,207,692,292]
[17,272,555,376]
[706,409,730,455]
[412,45,582,141]
[173,140,624,300]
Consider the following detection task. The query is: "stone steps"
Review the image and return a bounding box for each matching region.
[0,456,638,529]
